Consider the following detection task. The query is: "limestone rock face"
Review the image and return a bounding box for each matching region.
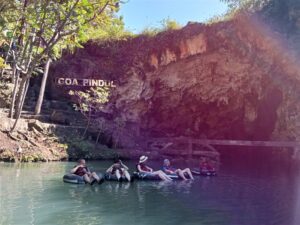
[49,7,300,147]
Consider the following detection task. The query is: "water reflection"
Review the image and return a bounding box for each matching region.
[292,172,300,225]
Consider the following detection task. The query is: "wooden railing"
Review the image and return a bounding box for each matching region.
[146,137,300,159]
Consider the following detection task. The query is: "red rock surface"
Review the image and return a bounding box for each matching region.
[49,14,300,148]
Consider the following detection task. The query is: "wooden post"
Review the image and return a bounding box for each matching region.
[188,139,193,159]
[292,147,300,160]
[35,58,52,115]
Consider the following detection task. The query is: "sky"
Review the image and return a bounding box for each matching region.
[118,0,229,33]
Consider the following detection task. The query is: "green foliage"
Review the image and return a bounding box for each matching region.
[141,18,181,36]
[0,57,6,69]
[206,13,232,24]
[0,0,122,76]
[160,18,182,31]
[207,0,272,24]
[69,87,110,114]
[68,139,95,159]
[140,26,161,36]
[221,0,271,12]
[85,16,133,41]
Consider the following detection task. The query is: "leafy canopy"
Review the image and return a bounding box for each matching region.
[0,0,123,76]
[69,87,110,115]
[221,0,271,12]
[141,18,181,36]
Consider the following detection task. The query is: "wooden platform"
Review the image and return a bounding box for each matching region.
[148,137,300,149]
[146,137,300,160]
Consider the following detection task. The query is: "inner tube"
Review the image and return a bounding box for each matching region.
[104,172,134,182]
[192,169,217,176]
[63,173,104,184]
[133,172,179,180]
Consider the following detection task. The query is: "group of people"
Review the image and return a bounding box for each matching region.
[137,156,194,181]
[71,155,195,184]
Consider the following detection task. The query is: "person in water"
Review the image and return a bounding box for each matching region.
[162,159,194,180]
[137,155,172,181]
[199,157,216,172]
[70,159,101,185]
[106,159,131,181]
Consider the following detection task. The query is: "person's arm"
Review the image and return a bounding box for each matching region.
[145,165,153,172]
[86,167,91,175]
[106,165,114,173]
[163,168,174,174]
[70,165,81,174]
[120,161,129,170]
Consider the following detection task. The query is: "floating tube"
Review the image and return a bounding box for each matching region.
[191,169,217,176]
[63,173,104,184]
[104,173,134,182]
[133,172,179,180]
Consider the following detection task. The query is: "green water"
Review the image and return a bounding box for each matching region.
[0,158,299,225]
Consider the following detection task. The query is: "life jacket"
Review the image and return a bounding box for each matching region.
[162,166,176,174]
[74,166,89,176]
[137,163,151,172]
[200,162,215,171]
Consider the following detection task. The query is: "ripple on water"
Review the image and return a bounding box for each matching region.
[0,161,299,225]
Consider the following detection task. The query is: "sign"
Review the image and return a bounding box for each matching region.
[55,78,116,87]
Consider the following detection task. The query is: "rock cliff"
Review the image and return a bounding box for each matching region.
[49,1,300,148]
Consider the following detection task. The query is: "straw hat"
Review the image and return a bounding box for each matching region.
[139,155,148,163]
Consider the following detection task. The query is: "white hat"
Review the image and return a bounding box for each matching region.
[139,155,148,163]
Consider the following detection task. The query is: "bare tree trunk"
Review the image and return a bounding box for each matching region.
[95,130,102,149]
[9,68,19,118]
[34,58,51,115]
[8,0,28,120]
[10,76,29,132]
[113,133,119,149]
[81,108,92,138]
[82,117,91,138]
[20,77,30,113]
[14,76,27,115]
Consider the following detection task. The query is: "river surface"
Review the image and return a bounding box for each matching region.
[0,152,300,225]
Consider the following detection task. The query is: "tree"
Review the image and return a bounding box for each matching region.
[0,0,120,131]
[69,87,110,139]
[112,116,125,148]
[70,87,127,148]
[160,18,181,31]
[221,0,271,12]
[33,2,133,116]
[34,57,51,115]
[141,18,181,36]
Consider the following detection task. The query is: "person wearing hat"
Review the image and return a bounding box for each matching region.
[137,155,172,181]
[162,159,194,180]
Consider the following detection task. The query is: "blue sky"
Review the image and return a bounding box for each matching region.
[118,0,229,33]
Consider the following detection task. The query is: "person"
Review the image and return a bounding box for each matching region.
[162,159,194,180]
[70,159,101,185]
[137,155,172,181]
[106,159,131,181]
[199,157,216,172]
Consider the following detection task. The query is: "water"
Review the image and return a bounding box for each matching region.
[0,154,299,225]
